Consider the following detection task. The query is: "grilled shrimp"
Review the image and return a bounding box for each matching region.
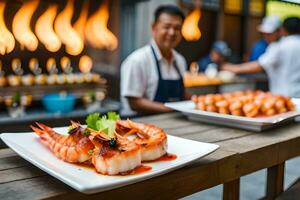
[89,130,141,175]
[116,120,167,161]
[30,122,94,163]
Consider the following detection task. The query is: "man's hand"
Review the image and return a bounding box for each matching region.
[127,97,173,114]
[221,61,263,74]
[221,63,240,73]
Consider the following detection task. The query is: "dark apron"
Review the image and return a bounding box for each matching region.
[150,45,184,103]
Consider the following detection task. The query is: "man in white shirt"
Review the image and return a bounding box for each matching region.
[222,17,300,97]
[121,5,188,116]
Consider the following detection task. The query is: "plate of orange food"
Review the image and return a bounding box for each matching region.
[165,90,300,131]
[0,112,218,194]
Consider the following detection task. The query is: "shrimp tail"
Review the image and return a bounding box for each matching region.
[30,125,44,136]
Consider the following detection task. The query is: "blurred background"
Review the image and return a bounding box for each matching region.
[0,0,299,129]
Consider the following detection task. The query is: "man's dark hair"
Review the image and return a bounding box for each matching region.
[283,17,300,35]
[154,5,185,23]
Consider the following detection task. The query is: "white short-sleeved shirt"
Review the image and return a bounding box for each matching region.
[258,35,300,97]
[120,40,187,116]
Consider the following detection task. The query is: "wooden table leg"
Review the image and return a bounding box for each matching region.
[265,162,285,200]
[223,178,240,200]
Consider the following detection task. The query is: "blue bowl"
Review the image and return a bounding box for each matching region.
[42,93,76,113]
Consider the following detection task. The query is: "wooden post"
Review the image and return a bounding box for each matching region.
[223,178,240,200]
[265,162,285,200]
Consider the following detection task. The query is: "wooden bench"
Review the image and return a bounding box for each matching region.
[276,178,300,200]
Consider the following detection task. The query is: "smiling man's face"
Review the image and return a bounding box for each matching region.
[152,13,183,51]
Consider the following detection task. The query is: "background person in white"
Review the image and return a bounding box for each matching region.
[121,5,188,116]
[221,17,300,97]
[248,15,281,61]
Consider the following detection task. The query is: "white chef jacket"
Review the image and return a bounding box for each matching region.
[258,35,300,97]
[120,40,187,116]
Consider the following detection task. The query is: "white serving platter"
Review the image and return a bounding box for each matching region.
[165,98,300,131]
[0,128,218,194]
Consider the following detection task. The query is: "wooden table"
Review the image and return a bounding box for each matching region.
[184,73,268,95]
[184,73,224,88]
[1,112,300,200]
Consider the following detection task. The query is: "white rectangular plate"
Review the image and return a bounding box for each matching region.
[165,98,300,131]
[0,129,218,194]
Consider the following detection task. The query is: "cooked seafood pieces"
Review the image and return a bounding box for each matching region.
[116,120,167,162]
[192,90,295,117]
[88,131,142,175]
[30,121,94,163]
[31,117,168,175]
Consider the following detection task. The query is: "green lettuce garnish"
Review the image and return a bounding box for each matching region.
[86,112,120,138]
[87,149,94,155]
[86,113,100,130]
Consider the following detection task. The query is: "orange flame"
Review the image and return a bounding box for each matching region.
[182,8,201,41]
[12,0,39,51]
[79,55,93,73]
[35,5,61,52]
[0,1,15,55]
[74,1,89,41]
[54,0,83,56]
[85,1,118,50]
